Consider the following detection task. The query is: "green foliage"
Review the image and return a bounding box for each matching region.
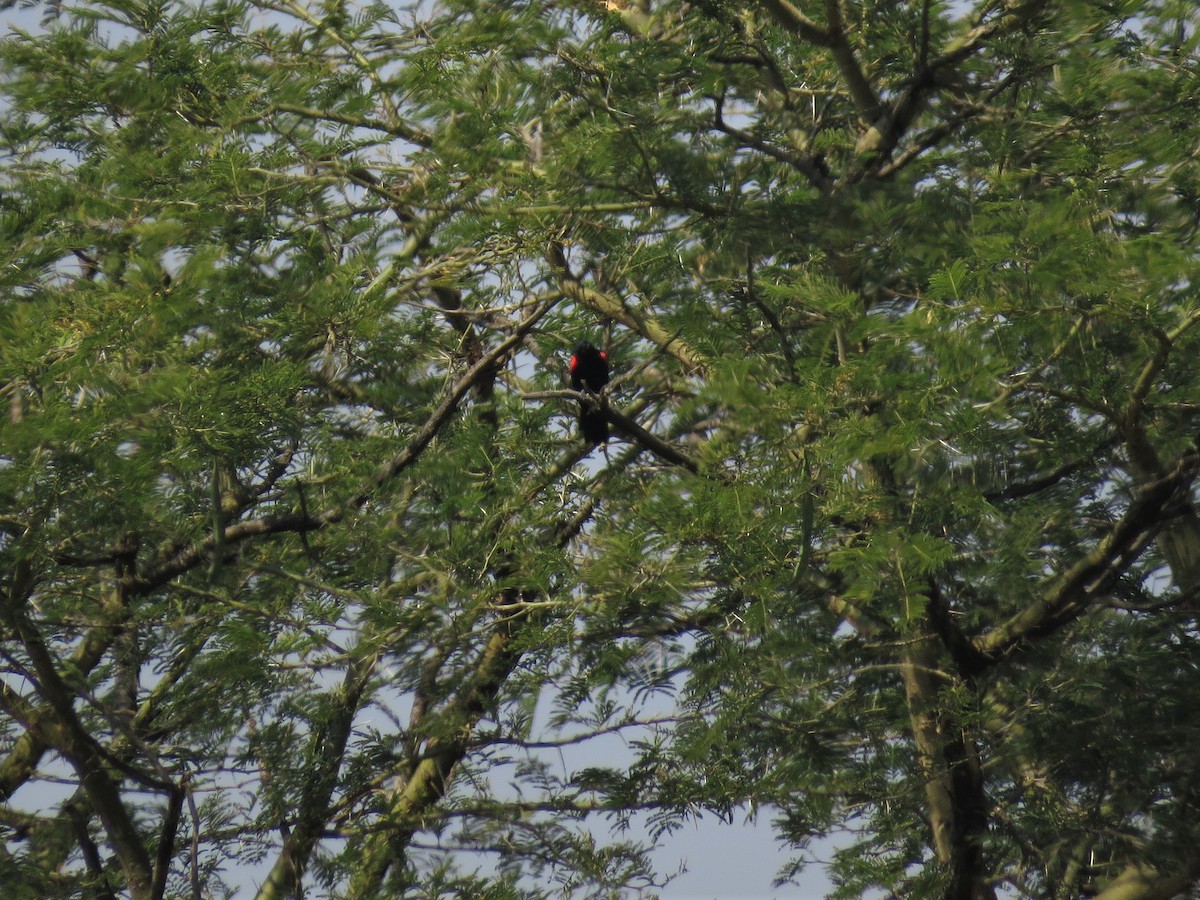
[3,1,1200,898]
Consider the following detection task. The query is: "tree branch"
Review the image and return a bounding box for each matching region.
[254,652,379,900]
[546,242,707,374]
[1092,860,1200,900]
[974,446,1200,660]
[605,400,701,476]
[346,475,605,894]
[824,0,883,123]
[134,299,558,596]
[0,592,155,900]
[900,634,994,900]
[754,0,831,45]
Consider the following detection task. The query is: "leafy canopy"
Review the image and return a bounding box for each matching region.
[2,1,1200,898]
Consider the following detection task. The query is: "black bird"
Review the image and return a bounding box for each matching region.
[569,341,610,445]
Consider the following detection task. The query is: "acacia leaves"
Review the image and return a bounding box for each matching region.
[5,1,1200,899]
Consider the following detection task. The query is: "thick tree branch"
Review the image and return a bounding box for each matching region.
[347,485,600,895]
[983,436,1117,503]
[254,651,379,900]
[823,0,882,123]
[1123,426,1200,607]
[1118,313,1200,599]
[975,446,1200,660]
[930,0,1054,72]
[712,98,834,193]
[902,628,993,900]
[0,610,129,802]
[755,0,830,45]
[1092,860,1200,900]
[546,242,706,374]
[926,581,989,678]
[0,591,155,900]
[602,398,702,475]
[0,562,120,803]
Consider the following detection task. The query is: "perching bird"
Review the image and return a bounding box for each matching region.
[569,340,610,445]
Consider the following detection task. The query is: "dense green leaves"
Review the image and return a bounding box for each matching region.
[3,0,1200,898]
